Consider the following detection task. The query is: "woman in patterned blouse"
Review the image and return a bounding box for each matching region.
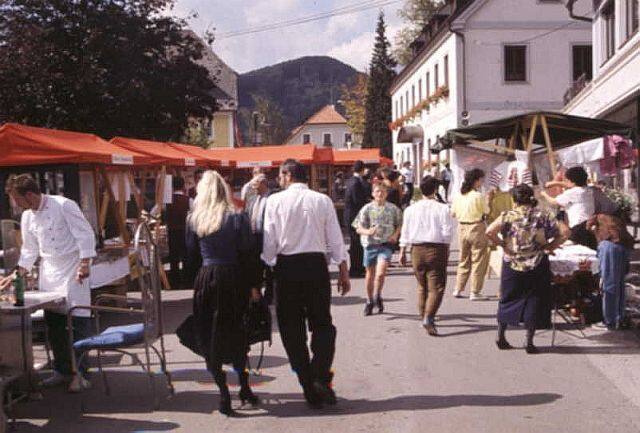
[486,184,569,354]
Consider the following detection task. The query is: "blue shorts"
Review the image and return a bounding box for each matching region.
[363,244,393,268]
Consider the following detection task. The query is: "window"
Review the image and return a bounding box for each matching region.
[323,133,332,146]
[504,45,527,82]
[603,1,616,62]
[625,0,639,41]
[344,133,352,145]
[303,133,311,144]
[400,96,404,116]
[411,85,415,107]
[418,79,423,101]
[434,64,439,89]
[572,45,593,81]
[426,72,431,96]
[444,55,449,87]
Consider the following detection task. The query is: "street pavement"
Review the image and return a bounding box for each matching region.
[11,249,640,433]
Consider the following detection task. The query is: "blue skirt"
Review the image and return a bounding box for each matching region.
[497,256,552,329]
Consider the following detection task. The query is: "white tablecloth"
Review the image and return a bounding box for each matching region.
[548,243,599,276]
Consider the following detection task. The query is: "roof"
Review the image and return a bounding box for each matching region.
[305,105,347,125]
[447,111,633,151]
[0,123,150,167]
[111,136,210,167]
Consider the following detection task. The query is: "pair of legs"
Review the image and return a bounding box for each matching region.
[603,289,626,329]
[411,244,449,334]
[363,245,393,315]
[497,322,537,354]
[349,227,365,277]
[455,222,489,298]
[275,253,337,407]
[44,311,93,378]
[206,356,257,416]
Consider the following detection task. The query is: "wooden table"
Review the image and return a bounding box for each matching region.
[0,292,65,433]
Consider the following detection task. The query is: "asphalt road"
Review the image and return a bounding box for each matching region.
[12,253,640,433]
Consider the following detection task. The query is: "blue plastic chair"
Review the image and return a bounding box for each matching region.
[67,221,174,406]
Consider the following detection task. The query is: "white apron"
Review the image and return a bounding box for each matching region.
[39,251,91,317]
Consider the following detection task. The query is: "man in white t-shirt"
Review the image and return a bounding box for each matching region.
[400,161,414,207]
[541,166,597,249]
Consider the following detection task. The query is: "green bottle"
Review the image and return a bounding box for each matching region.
[13,273,24,307]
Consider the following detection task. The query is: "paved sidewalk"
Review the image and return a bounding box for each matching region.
[10,254,640,432]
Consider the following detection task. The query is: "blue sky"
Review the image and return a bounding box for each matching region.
[169,0,405,73]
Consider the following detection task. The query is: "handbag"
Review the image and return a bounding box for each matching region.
[244,298,272,346]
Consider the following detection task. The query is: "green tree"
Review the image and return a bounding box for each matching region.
[240,94,287,145]
[180,121,212,148]
[0,0,217,141]
[393,0,443,66]
[363,12,396,157]
[340,74,368,145]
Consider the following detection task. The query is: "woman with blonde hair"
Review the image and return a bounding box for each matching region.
[185,170,260,416]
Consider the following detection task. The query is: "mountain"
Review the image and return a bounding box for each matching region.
[238,56,362,142]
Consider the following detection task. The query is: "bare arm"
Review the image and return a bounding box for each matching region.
[485,217,503,247]
[539,190,559,207]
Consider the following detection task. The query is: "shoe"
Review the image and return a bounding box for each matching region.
[313,381,337,405]
[218,390,235,416]
[302,383,323,409]
[376,296,384,314]
[423,323,438,336]
[525,344,539,355]
[591,322,610,330]
[363,302,374,316]
[495,339,513,350]
[40,371,68,388]
[452,290,465,298]
[239,387,260,406]
[469,294,490,301]
[68,375,92,393]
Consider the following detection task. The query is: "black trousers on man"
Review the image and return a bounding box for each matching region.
[348,226,365,277]
[275,253,336,386]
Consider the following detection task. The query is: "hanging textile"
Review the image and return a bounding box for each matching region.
[450,145,506,200]
[600,135,634,176]
[489,160,532,191]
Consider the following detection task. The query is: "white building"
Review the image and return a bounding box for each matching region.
[285,105,355,148]
[564,0,639,138]
[390,0,592,181]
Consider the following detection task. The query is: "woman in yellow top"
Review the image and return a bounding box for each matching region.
[451,169,492,300]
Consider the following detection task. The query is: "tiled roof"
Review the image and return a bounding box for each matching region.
[305,105,347,125]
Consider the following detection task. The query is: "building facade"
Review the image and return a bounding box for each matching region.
[564,0,639,139]
[285,105,355,148]
[390,0,592,181]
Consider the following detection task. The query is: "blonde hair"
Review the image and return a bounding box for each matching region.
[188,170,234,237]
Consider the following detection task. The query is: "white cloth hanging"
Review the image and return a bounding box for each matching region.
[489,160,532,191]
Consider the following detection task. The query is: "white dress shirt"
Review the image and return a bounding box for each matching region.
[261,183,346,266]
[399,198,453,247]
[400,167,414,184]
[19,195,97,316]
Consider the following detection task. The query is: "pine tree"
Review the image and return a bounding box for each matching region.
[363,12,397,158]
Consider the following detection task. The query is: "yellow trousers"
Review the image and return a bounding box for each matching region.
[455,222,489,295]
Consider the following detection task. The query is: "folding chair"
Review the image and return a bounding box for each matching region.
[67,221,174,407]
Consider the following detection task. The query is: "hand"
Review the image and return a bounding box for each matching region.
[388,233,399,244]
[76,261,91,283]
[337,263,351,296]
[250,288,262,302]
[365,225,378,236]
[400,252,407,267]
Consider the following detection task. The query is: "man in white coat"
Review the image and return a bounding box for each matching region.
[3,174,96,392]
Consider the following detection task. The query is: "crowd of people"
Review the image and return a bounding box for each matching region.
[0,157,634,416]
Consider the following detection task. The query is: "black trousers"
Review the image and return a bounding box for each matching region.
[44,311,93,375]
[349,226,364,276]
[403,183,414,207]
[275,253,336,385]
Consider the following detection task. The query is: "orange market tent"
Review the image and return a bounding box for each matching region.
[111,136,209,167]
[0,123,151,167]
[209,144,318,168]
[168,142,229,168]
[330,148,393,166]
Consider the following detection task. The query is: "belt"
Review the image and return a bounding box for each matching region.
[413,242,447,247]
[459,220,483,225]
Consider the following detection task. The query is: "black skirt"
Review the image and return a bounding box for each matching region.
[192,264,250,366]
[497,256,552,329]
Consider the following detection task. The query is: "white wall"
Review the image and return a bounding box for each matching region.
[286,123,353,148]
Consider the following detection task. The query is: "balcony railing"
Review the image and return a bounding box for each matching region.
[563,73,591,106]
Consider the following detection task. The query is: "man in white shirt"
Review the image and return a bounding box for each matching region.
[3,174,96,391]
[400,161,414,207]
[399,176,453,336]
[540,166,597,249]
[240,166,264,204]
[262,159,350,408]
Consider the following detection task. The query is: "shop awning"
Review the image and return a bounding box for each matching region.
[331,148,393,166]
[0,123,151,167]
[220,144,317,168]
[167,142,229,167]
[111,137,208,167]
[397,125,424,143]
[447,111,633,150]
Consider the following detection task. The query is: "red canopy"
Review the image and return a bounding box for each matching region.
[0,123,150,167]
[111,137,209,167]
[167,142,227,167]
[331,148,392,166]
[207,144,317,168]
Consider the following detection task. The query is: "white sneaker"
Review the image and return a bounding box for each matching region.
[452,290,465,298]
[40,371,68,388]
[68,375,92,393]
[469,294,490,301]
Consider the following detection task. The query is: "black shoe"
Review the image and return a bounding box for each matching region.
[496,339,513,350]
[313,381,337,405]
[376,296,384,314]
[364,302,374,316]
[525,344,539,354]
[302,383,323,409]
[423,323,438,336]
[218,395,235,416]
[239,387,260,406]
